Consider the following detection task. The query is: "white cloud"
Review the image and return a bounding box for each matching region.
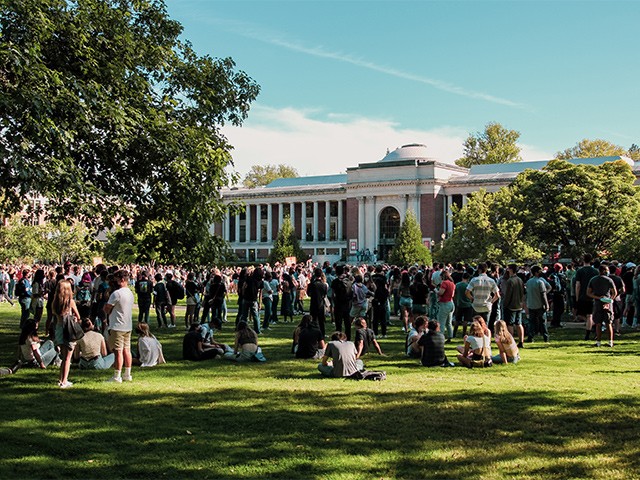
[223,105,468,178]
[223,105,554,179]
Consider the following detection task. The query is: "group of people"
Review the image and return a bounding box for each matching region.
[1,252,634,382]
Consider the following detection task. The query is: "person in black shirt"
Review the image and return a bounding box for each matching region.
[331,265,353,340]
[135,271,153,324]
[371,265,389,337]
[294,315,326,359]
[182,324,222,361]
[353,317,383,358]
[307,268,328,336]
[418,320,453,367]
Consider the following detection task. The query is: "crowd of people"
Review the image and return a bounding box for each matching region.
[0,252,636,382]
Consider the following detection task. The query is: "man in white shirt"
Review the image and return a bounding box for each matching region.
[104,269,135,383]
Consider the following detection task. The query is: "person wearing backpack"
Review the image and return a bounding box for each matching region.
[165,272,184,329]
[153,273,171,328]
[349,274,371,326]
[331,265,353,340]
[75,273,93,320]
[16,269,32,328]
[135,270,153,324]
[548,263,566,328]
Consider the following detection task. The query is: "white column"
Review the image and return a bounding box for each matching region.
[415,193,420,222]
[245,204,251,243]
[325,200,331,241]
[404,194,410,219]
[235,213,240,243]
[313,201,319,242]
[278,203,284,231]
[462,194,468,207]
[267,203,273,242]
[366,196,376,252]
[357,196,365,251]
[446,195,453,233]
[301,202,307,242]
[224,210,230,241]
[337,200,343,241]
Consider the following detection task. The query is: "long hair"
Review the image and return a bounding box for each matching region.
[494,320,514,345]
[19,320,38,345]
[52,280,74,316]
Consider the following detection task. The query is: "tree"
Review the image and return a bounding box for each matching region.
[389,210,432,266]
[555,139,627,160]
[268,216,305,265]
[434,189,543,265]
[1,0,259,260]
[511,159,640,259]
[455,122,522,168]
[243,164,299,188]
[627,144,640,161]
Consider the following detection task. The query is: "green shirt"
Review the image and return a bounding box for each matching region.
[454,281,472,309]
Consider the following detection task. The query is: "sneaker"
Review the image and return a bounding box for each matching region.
[608,341,614,347]
[59,381,73,389]
[517,342,524,349]
[122,375,133,382]
[107,376,123,383]
[594,341,601,347]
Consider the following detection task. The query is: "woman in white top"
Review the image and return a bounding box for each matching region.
[133,322,165,367]
[11,319,59,372]
[457,320,493,368]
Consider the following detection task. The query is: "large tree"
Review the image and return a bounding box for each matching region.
[555,139,628,160]
[389,210,432,266]
[243,164,298,188]
[455,122,522,168]
[0,0,259,261]
[512,159,640,259]
[434,189,543,265]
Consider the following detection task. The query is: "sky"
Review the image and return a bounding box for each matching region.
[164,0,640,178]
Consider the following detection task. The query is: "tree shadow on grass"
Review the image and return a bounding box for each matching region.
[0,383,639,480]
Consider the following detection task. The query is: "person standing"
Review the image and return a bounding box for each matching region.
[135,271,153,324]
[331,265,353,340]
[16,269,32,328]
[307,268,328,336]
[465,263,500,323]
[453,272,473,338]
[587,265,618,347]
[104,269,135,383]
[503,264,526,348]
[525,266,551,343]
[53,280,80,388]
[575,254,599,341]
[436,271,456,342]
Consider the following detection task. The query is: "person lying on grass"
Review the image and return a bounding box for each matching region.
[417,320,454,367]
[352,317,384,359]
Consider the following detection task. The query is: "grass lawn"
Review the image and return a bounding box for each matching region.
[1,297,639,479]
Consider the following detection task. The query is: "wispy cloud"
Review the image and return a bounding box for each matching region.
[203,17,530,110]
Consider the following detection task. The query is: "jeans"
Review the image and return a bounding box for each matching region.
[334,307,351,341]
[528,308,549,342]
[262,297,272,330]
[19,297,31,328]
[79,353,115,370]
[271,295,279,323]
[155,302,168,327]
[373,301,387,336]
[241,299,261,333]
[138,299,151,324]
[437,301,454,339]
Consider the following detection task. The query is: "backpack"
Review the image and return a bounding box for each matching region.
[352,283,367,305]
[348,370,387,381]
[171,281,185,300]
[76,284,92,305]
[549,273,563,293]
[332,276,351,302]
[15,280,26,298]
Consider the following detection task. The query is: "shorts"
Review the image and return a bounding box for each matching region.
[412,304,428,315]
[505,309,523,326]
[108,330,132,351]
[350,303,367,319]
[399,297,413,310]
[592,305,612,325]
[576,298,594,316]
[54,324,76,350]
[454,306,474,325]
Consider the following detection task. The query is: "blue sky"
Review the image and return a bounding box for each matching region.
[165,0,640,177]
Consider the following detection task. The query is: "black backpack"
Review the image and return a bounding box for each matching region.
[15,280,26,298]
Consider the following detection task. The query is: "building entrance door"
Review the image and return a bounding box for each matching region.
[378,206,401,261]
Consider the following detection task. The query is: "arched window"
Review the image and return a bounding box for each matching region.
[379,207,400,242]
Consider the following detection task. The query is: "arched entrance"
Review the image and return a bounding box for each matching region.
[378,206,401,261]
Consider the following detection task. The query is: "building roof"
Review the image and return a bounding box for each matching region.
[377,143,433,163]
[469,156,631,175]
[265,174,347,188]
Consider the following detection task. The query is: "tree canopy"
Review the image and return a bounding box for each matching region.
[1,0,259,262]
[455,122,522,168]
[389,210,431,266]
[243,164,299,188]
[439,159,640,263]
[555,139,628,160]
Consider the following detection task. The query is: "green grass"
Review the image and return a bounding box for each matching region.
[1,298,640,479]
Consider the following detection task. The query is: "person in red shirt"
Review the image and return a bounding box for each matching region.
[436,270,456,342]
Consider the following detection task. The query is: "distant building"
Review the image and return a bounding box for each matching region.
[215,144,636,264]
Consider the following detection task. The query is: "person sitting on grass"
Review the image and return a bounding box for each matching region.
[318,331,364,378]
[74,318,115,370]
[406,316,427,358]
[353,317,384,359]
[183,324,223,361]
[417,320,454,367]
[10,319,60,373]
[132,322,166,367]
[226,321,266,362]
[293,314,326,359]
[492,320,520,365]
[457,320,493,368]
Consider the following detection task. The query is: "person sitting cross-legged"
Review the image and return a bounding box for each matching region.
[74,318,115,370]
[418,320,454,367]
[318,331,364,378]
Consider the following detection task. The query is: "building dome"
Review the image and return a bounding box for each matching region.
[378,143,431,163]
